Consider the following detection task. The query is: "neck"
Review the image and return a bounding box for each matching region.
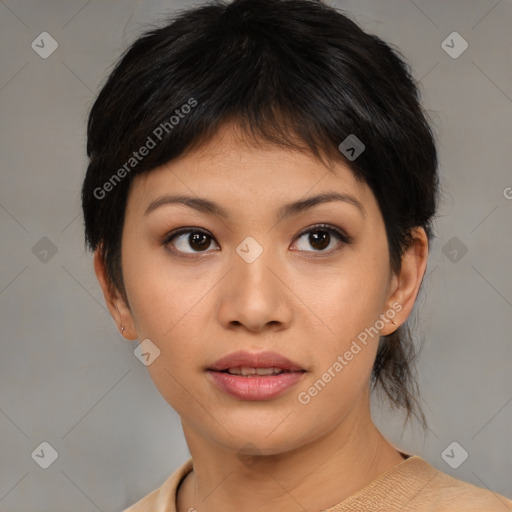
[177,406,405,512]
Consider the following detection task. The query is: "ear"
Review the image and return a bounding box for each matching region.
[380,227,429,336]
[94,249,138,340]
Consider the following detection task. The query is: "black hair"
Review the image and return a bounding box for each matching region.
[82,0,438,426]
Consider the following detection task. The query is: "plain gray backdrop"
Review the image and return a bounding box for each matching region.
[1,0,511,510]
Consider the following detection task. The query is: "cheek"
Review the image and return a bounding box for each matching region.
[122,238,211,337]
[121,253,208,410]
[297,254,390,393]
[310,256,390,347]
[120,241,211,382]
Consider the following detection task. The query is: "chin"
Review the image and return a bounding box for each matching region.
[205,414,316,456]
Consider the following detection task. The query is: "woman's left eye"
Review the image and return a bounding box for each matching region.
[292,224,352,254]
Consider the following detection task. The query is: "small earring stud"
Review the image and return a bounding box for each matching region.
[121,326,125,333]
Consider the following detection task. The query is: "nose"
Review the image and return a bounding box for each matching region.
[216,243,293,333]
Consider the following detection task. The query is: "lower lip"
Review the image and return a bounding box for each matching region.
[207,370,305,400]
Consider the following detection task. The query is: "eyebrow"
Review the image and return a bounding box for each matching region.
[144,191,365,220]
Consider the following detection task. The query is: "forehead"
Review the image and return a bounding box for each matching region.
[128,123,372,207]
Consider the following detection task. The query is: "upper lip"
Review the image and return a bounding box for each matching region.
[207,350,305,372]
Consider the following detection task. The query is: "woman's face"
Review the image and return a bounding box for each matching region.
[116,124,401,455]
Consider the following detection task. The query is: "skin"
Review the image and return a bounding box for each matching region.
[95,123,428,512]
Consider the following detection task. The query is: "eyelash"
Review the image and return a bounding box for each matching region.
[162,224,353,258]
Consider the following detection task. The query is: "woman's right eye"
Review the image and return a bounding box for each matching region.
[164,228,220,255]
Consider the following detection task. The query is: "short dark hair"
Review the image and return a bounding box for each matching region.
[82,0,438,426]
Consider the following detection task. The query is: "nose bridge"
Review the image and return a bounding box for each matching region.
[215,233,291,331]
[233,234,276,298]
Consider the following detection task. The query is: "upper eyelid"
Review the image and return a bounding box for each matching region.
[165,224,347,240]
[295,224,351,240]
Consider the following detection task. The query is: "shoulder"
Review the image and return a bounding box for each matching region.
[121,459,193,512]
[327,455,512,512]
[122,487,160,512]
[413,461,512,511]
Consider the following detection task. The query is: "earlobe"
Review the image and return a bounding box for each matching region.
[380,228,429,336]
[93,249,138,340]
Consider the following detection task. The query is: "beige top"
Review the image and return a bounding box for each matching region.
[122,454,512,511]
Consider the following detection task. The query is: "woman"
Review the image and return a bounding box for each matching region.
[81,0,512,510]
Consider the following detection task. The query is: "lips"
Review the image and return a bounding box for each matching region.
[207,350,306,400]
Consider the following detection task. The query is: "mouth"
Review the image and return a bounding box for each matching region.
[207,350,305,373]
[219,367,296,376]
[207,351,306,400]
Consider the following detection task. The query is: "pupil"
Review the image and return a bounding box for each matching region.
[190,232,210,251]
[310,231,329,250]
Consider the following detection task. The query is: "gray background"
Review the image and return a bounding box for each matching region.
[1,0,511,510]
